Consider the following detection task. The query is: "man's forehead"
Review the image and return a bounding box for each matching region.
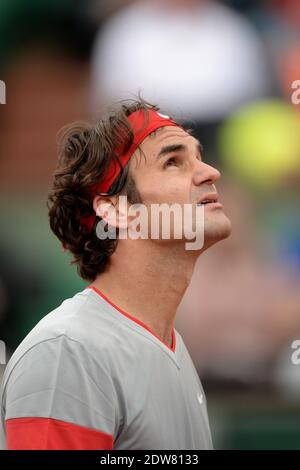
[141,126,198,154]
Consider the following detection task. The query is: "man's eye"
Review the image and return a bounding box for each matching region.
[164,157,178,168]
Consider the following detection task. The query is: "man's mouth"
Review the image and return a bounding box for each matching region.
[196,192,219,206]
[196,192,223,207]
[197,199,218,205]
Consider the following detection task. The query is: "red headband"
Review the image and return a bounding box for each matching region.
[80,109,181,231]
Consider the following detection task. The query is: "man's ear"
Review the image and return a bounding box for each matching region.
[93,195,129,229]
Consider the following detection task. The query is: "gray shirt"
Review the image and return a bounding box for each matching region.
[0,286,213,450]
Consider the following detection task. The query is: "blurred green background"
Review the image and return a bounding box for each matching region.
[1,0,300,449]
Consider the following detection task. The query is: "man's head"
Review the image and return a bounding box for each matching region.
[125,125,231,249]
[48,99,231,281]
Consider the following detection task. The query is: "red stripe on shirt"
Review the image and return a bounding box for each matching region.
[6,417,114,450]
[88,285,176,352]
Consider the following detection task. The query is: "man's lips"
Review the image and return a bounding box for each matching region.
[194,192,223,209]
[196,192,219,205]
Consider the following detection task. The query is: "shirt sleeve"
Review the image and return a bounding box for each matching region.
[2,335,118,449]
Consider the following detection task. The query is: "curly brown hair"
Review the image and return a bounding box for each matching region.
[47,98,159,281]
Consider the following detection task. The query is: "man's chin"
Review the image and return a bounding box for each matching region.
[203,216,232,247]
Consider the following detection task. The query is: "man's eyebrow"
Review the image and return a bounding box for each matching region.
[157,141,203,159]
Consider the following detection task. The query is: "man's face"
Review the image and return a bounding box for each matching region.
[128,125,231,250]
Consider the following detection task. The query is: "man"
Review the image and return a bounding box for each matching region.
[0,99,231,449]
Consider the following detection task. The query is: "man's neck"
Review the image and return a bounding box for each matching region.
[92,240,200,347]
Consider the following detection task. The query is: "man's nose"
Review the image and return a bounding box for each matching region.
[192,161,221,186]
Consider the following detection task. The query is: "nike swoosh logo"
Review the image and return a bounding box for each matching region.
[197,393,203,405]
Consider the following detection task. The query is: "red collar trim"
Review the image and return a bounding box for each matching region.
[87,285,176,353]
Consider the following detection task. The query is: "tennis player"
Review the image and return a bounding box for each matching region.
[0,99,231,449]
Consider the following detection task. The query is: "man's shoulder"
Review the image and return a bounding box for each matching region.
[0,290,121,446]
[2,288,123,386]
[10,288,96,349]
